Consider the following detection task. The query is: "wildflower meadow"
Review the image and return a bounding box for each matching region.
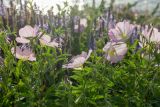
[0,0,160,107]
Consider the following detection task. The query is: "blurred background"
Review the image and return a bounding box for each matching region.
[2,0,160,16]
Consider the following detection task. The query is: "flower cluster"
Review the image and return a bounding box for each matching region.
[103,21,160,63]
[11,25,63,61]
[103,21,134,63]
[10,20,160,65]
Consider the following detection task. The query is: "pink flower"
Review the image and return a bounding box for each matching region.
[16,25,39,44]
[142,26,160,43]
[19,25,38,38]
[103,42,128,63]
[39,35,64,48]
[62,49,92,69]
[108,21,135,42]
[11,46,36,61]
[16,37,30,44]
[139,26,160,48]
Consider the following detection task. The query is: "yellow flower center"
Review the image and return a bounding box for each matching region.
[121,33,127,39]
[108,48,116,57]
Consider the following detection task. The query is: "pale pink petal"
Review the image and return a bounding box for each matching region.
[114,42,128,56]
[28,54,36,61]
[141,26,160,44]
[39,35,51,45]
[11,46,36,61]
[103,42,128,63]
[48,41,59,48]
[19,25,35,38]
[108,29,121,41]
[103,42,112,52]
[106,54,123,63]
[16,37,30,44]
[33,25,39,35]
[116,22,126,33]
[11,46,28,60]
[111,21,135,41]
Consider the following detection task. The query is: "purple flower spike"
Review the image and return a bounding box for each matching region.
[0,5,6,16]
[74,18,87,33]
[33,25,40,35]
[130,27,139,44]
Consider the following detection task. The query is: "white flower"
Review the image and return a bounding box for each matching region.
[62,50,92,69]
[16,25,39,44]
[108,21,135,42]
[11,46,36,61]
[141,26,160,44]
[103,42,128,63]
[16,37,30,44]
[19,25,38,38]
[39,35,63,48]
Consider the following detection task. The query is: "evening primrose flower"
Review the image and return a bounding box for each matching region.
[16,37,30,44]
[108,21,135,42]
[103,42,128,63]
[62,50,92,69]
[141,26,160,43]
[39,35,64,48]
[19,25,38,38]
[11,46,36,61]
[139,26,160,49]
[139,26,160,60]
[16,25,39,44]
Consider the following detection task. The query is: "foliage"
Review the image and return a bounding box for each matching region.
[0,0,160,107]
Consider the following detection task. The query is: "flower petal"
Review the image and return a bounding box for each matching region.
[19,25,35,38]
[39,35,51,45]
[103,42,128,63]
[16,37,30,44]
